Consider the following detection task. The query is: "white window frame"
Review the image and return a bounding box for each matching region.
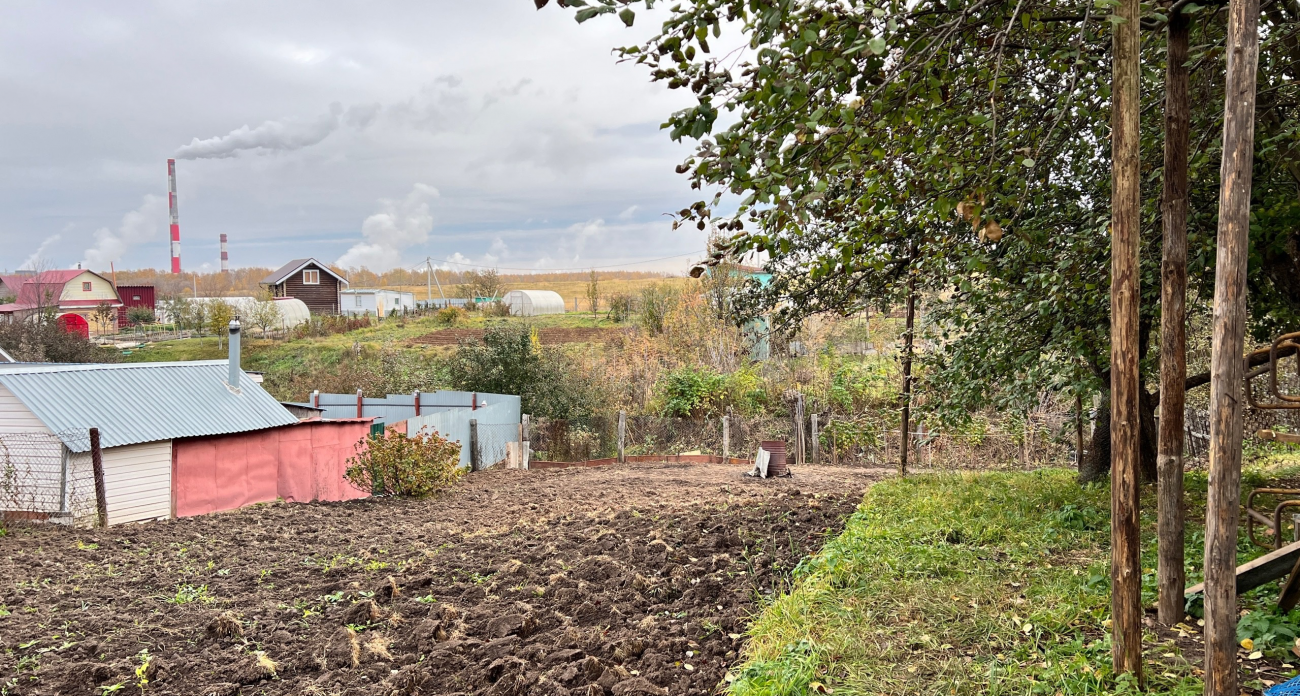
[355,294,362,307]
[302,269,320,285]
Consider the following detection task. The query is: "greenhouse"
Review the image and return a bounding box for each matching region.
[502,290,565,317]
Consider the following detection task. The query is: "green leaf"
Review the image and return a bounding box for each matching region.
[618,7,635,26]
[574,7,603,22]
[867,36,887,55]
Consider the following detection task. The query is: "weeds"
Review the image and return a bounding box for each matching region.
[166,584,214,605]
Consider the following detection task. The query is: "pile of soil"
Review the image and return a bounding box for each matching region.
[0,462,880,695]
[407,327,629,347]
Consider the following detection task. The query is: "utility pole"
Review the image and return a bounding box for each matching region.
[1204,0,1261,689]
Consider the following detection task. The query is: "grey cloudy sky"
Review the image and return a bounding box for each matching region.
[0,1,711,274]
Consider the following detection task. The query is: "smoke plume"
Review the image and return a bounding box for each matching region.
[175,103,345,159]
[82,195,169,268]
[336,184,439,272]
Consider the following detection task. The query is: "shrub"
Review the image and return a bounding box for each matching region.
[435,306,466,326]
[484,300,511,317]
[345,427,464,497]
[125,306,156,326]
[606,293,634,323]
[446,323,587,419]
[656,366,728,418]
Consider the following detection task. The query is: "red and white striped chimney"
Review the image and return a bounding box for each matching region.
[220,234,229,273]
[167,159,181,274]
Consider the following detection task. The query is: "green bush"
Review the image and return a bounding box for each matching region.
[447,323,587,419]
[606,293,635,323]
[656,366,728,418]
[345,427,464,497]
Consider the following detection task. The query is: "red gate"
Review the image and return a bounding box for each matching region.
[56,313,89,338]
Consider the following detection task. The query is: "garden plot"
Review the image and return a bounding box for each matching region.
[0,462,881,695]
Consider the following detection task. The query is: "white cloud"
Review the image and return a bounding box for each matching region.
[617,205,639,220]
[336,183,439,271]
[82,194,168,269]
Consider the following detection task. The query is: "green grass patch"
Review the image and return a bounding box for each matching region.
[730,470,1192,696]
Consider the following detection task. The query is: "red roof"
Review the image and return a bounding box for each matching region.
[0,270,119,312]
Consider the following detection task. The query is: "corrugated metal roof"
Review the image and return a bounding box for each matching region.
[0,361,299,452]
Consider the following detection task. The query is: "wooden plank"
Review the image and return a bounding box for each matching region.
[1185,539,1300,596]
[1258,430,1300,446]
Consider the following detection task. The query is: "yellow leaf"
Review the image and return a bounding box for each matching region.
[1248,651,1263,660]
[1240,638,1254,650]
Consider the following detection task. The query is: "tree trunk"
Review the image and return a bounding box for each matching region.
[1110,0,1143,670]
[1079,394,1111,484]
[1078,392,1157,484]
[1204,0,1261,690]
[1157,11,1191,627]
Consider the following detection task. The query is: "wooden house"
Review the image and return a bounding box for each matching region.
[260,259,349,315]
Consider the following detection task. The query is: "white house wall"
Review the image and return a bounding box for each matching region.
[101,440,173,525]
[0,383,51,434]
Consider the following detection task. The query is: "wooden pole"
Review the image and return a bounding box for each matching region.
[722,411,730,462]
[356,388,363,419]
[790,395,800,465]
[1157,10,1191,627]
[617,410,626,463]
[900,257,917,476]
[811,413,820,464]
[1109,0,1143,676]
[1204,0,1261,688]
[89,428,108,528]
[469,419,480,472]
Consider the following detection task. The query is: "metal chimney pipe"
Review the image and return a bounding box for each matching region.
[220,233,229,273]
[227,316,242,389]
[167,159,181,274]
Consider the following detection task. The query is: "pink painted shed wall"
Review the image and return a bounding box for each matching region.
[172,419,371,518]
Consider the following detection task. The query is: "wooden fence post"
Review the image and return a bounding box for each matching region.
[413,389,421,417]
[722,410,730,462]
[469,419,480,472]
[356,389,363,419]
[521,414,530,470]
[618,411,626,463]
[1157,9,1191,627]
[89,428,108,528]
[811,413,820,464]
[1204,0,1261,688]
[794,394,806,467]
[1109,0,1144,677]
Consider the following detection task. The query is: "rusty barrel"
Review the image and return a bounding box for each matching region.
[760,440,788,476]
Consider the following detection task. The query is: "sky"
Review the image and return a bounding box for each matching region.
[0,1,713,275]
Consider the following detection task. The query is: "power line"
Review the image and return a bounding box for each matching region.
[408,251,706,274]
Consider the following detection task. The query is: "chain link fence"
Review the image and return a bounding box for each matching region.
[528,412,1076,469]
[474,422,521,469]
[0,430,97,526]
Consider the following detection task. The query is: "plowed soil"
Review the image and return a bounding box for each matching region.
[407,328,628,347]
[0,462,881,695]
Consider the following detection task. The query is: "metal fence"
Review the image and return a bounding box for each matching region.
[0,430,97,526]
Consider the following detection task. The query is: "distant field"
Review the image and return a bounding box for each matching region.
[389,276,692,311]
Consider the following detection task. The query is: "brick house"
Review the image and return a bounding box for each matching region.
[260,259,349,315]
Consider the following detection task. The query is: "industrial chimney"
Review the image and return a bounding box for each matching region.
[227,315,242,390]
[220,234,229,273]
[167,159,181,274]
